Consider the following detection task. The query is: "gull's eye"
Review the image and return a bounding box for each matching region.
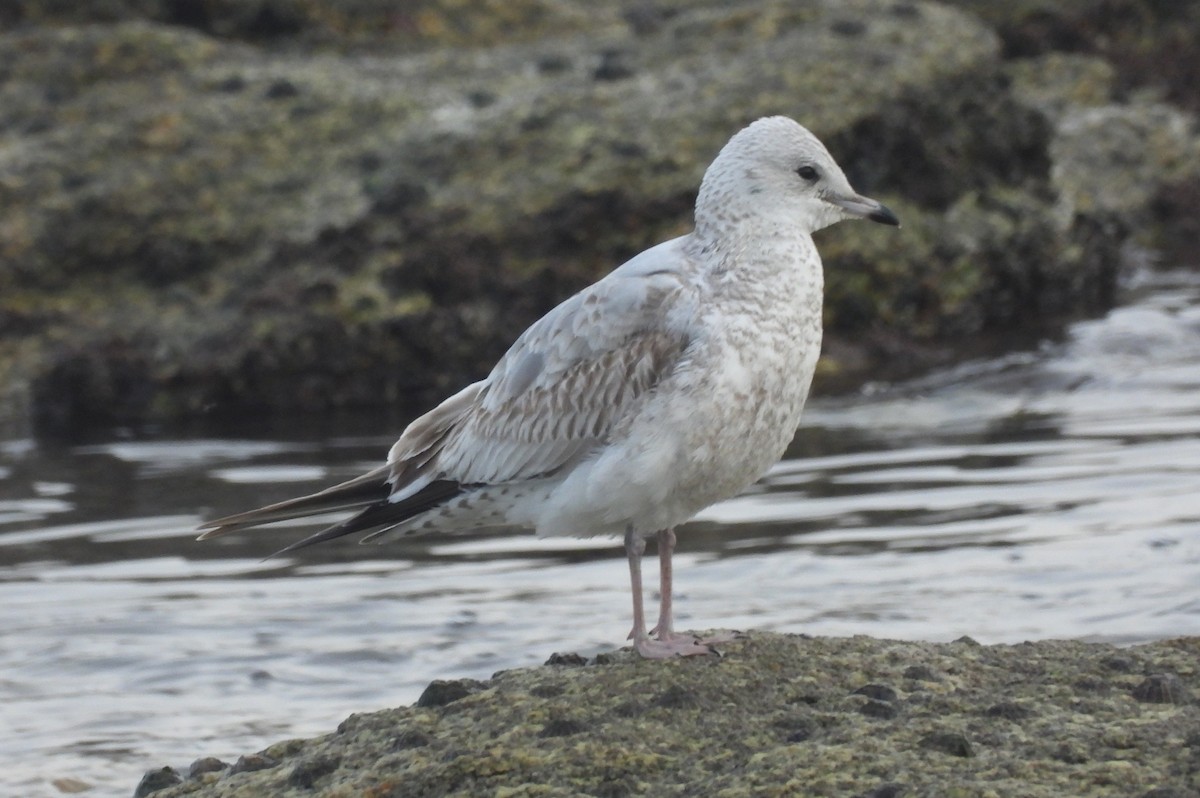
[796,165,819,182]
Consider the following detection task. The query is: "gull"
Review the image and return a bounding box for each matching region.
[198,116,899,658]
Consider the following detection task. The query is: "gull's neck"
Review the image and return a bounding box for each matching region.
[689,215,819,284]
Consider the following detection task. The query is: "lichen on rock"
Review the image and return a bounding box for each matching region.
[141,632,1200,798]
[2,0,1198,436]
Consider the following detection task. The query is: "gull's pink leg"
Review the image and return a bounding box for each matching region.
[651,527,742,649]
[625,528,651,645]
[625,527,712,658]
[651,527,693,643]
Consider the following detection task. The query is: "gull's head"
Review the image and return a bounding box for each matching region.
[697,116,899,235]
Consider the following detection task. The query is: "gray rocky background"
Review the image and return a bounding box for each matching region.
[2,0,1198,437]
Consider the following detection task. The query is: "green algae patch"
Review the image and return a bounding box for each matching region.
[145,633,1200,798]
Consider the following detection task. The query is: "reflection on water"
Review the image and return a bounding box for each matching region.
[2,271,1199,796]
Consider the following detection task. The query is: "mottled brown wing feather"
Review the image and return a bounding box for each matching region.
[436,329,689,484]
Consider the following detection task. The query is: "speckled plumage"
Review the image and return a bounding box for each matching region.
[198,116,899,657]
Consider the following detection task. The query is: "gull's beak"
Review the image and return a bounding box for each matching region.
[828,192,900,227]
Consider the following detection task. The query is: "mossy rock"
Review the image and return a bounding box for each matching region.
[142,632,1200,798]
[2,0,1199,435]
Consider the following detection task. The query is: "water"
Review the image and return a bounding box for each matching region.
[2,270,1199,797]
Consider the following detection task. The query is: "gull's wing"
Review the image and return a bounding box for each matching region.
[198,235,697,546]
[390,235,697,488]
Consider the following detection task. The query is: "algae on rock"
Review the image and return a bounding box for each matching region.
[2,0,1199,435]
[140,632,1200,798]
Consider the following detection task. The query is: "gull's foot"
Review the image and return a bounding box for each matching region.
[633,635,717,659]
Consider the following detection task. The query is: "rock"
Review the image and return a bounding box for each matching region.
[919,730,975,757]
[133,766,182,797]
[389,729,432,750]
[142,632,1200,798]
[2,0,1198,436]
[853,683,898,702]
[944,0,1200,114]
[227,753,277,775]
[858,697,899,719]
[1006,53,1116,121]
[1131,673,1193,705]
[985,700,1035,721]
[901,663,940,682]
[187,757,229,777]
[544,652,587,666]
[1050,103,1200,226]
[286,754,341,789]
[415,678,485,708]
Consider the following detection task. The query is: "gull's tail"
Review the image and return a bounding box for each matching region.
[196,466,462,557]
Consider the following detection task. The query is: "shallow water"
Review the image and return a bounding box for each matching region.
[2,270,1199,796]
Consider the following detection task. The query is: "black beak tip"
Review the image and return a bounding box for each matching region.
[868,204,900,227]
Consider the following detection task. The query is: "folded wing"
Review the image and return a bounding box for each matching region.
[197,237,696,549]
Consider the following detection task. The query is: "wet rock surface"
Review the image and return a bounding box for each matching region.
[2,1,1198,437]
[140,632,1200,797]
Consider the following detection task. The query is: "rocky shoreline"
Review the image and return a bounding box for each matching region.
[2,0,1198,437]
[137,632,1198,797]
